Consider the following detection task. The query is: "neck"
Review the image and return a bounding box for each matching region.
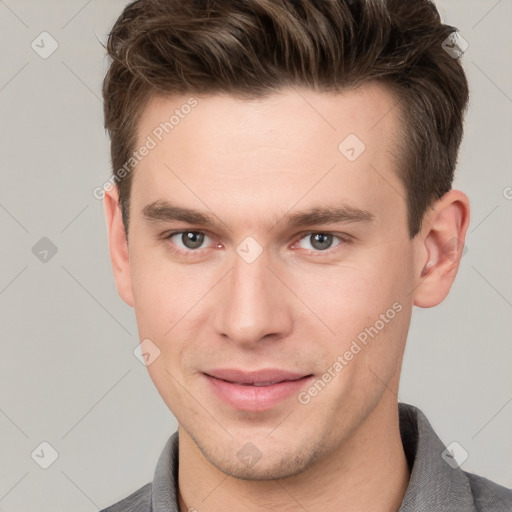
[178,397,410,512]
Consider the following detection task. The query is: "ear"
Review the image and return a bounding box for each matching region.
[412,189,470,308]
[104,186,134,307]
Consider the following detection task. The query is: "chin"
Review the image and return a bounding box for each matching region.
[199,439,320,481]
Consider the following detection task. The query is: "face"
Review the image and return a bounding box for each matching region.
[110,84,422,479]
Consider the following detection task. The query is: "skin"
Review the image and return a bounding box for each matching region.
[104,83,470,512]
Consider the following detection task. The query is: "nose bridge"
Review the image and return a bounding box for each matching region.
[214,248,292,345]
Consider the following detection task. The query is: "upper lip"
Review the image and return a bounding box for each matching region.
[204,368,311,385]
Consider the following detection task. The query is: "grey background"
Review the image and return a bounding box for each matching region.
[0,0,511,510]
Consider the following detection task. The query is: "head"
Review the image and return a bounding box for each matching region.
[102,0,470,480]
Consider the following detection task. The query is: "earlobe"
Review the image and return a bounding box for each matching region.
[104,187,135,307]
[413,190,470,308]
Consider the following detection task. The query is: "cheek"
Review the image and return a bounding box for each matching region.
[129,253,222,378]
[290,261,398,327]
[288,244,413,357]
[329,259,413,385]
[130,250,204,332]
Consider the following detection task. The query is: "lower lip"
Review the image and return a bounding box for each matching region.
[204,374,313,412]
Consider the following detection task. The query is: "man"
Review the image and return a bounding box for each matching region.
[99,0,512,510]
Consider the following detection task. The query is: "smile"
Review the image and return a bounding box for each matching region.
[203,369,314,411]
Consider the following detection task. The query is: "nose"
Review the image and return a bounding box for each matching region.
[213,247,294,348]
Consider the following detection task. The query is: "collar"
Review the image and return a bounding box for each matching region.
[397,402,477,511]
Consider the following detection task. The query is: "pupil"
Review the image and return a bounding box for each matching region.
[183,232,204,249]
[311,233,332,250]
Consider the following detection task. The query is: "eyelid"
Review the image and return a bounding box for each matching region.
[293,230,351,241]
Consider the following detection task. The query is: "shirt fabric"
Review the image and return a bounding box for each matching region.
[100,402,512,511]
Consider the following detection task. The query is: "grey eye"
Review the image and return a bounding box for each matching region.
[309,233,333,250]
[182,232,204,249]
[297,233,341,251]
[171,231,206,250]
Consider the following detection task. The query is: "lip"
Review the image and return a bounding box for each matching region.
[203,368,314,412]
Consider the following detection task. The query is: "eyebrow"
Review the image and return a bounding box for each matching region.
[142,200,375,230]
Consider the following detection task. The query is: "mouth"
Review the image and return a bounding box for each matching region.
[202,369,314,411]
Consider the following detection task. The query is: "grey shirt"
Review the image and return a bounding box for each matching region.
[100,403,512,511]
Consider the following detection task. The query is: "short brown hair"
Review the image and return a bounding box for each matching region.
[102,0,469,238]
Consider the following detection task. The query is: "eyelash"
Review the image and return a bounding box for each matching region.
[162,230,351,258]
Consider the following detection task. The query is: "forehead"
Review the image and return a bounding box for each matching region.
[131,83,404,230]
[136,82,400,161]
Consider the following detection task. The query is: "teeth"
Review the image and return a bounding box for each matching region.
[232,380,282,386]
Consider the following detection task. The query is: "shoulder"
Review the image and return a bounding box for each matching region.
[465,472,512,512]
[99,482,152,512]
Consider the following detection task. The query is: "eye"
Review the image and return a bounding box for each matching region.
[295,232,344,252]
[166,231,214,252]
[163,230,348,257]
